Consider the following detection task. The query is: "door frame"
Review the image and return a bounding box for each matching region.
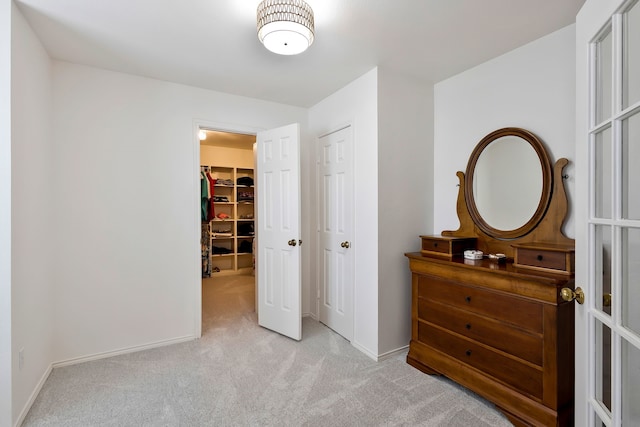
[192,119,263,338]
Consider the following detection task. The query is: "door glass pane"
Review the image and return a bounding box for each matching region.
[623,1,640,109]
[596,320,613,412]
[595,127,613,219]
[622,112,640,219]
[622,340,640,425]
[622,227,640,334]
[595,225,613,316]
[597,27,613,124]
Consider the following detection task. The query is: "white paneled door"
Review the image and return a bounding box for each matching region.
[576,1,640,425]
[256,123,301,341]
[318,126,354,341]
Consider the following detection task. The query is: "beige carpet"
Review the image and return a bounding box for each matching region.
[22,274,512,426]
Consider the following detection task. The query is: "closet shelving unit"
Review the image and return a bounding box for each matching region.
[201,166,254,276]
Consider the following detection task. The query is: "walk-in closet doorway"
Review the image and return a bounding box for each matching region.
[198,127,257,333]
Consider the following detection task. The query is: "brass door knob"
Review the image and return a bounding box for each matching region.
[561,287,585,305]
[288,239,297,247]
[603,293,612,307]
[340,241,350,249]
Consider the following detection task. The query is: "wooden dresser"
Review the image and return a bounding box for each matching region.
[405,253,575,426]
[410,128,578,425]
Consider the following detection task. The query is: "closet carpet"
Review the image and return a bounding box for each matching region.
[22,275,512,427]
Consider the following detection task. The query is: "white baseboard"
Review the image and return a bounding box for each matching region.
[350,342,409,362]
[52,335,196,368]
[377,345,409,361]
[14,363,52,427]
[351,340,379,361]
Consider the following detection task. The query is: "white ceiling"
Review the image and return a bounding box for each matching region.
[16,0,585,107]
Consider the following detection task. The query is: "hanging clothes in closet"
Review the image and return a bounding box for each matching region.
[201,167,220,222]
[206,171,216,221]
[201,166,214,277]
[201,170,208,222]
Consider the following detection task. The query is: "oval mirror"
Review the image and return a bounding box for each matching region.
[464,128,552,239]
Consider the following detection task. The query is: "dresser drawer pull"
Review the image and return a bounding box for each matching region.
[465,350,472,357]
[465,296,472,303]
[537,254,543,261]
[465,323,471,330]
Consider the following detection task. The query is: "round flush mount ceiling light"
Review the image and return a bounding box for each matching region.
[257,0,315,55]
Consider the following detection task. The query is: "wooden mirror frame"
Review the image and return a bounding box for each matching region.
[443,127,573,258]
[464,127,553,240]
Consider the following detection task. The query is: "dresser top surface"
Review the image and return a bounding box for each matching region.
[405,252,573,285]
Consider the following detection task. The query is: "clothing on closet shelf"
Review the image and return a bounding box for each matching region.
[237,176,254,186]
[212,246,232,255]
[237,190,254,202]
[238,240,253,253]
[237,223,254,236]
[211,228,233,237]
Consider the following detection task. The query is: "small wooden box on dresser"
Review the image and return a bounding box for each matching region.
[407,128,577,426]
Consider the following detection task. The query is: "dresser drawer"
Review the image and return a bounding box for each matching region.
[513,243,575,274]
[418,322,543,399]
[516,248,566,270]
[418,275,543,333]
[420,235,476,258]
[419,299,543,366]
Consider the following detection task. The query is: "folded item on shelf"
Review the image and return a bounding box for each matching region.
[237,176,254,186]
[212,246,232,254]
[238,240,253,253]
[216,212,230,219]
[237,223,254,236]
[211,228,233,235]
[215,179,234,186]
[213,196,229,202]
[237,191,254,201]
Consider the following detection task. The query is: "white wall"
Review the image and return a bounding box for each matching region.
[434,25,577,238]
[50,61,307,363]
[308,68,379,357]
[377,68,433,356]
[0,0,13,424]
[10,3,54,424]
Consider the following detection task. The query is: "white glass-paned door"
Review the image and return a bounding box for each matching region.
[587,1,640,425]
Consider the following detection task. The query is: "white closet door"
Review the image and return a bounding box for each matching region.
[256,123,302,341]
[318,126,354,341]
